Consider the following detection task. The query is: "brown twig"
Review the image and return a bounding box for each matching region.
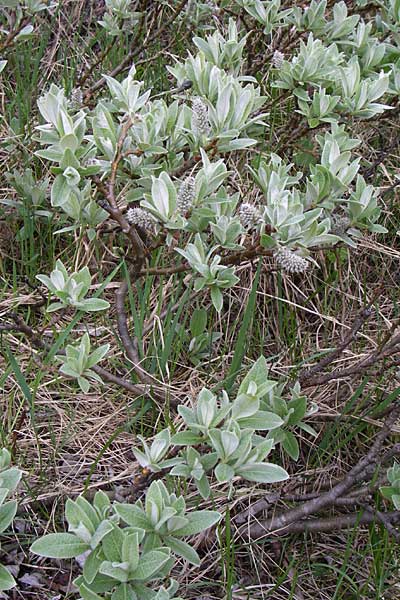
[248,510,400,536]
[95,118,146,275]
[243,404,400,540]
[115,280,157,387]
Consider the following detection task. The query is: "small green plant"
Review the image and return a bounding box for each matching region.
[132,429,173,473]
[0,449,22,592]
[99,0,141,37]
[56,333,110,392]
[263,381,318,461]
[31,484,220,599]
[176,234,239,312]
[36,260,110,313]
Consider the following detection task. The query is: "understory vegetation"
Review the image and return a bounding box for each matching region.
[1,0,400,598]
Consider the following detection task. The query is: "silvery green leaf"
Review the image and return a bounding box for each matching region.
[121,532,139,573]
[144,172,176,222]
[196,475,211,500]
[298,423,318,437]
[51,175,72,207]
[93,490,111,517]
[114,503,150,530]
[215,430,240,459]
[30,533,90,558]
[0,488,8,506]
[0,468,22,493]
[47,301,66,312]
[150,429,171,462]
[63,166,80,187]
[60,148,81,170]
[16,24,34,39]
[110,583,137,600]
[75,496,100,529]
[74,573,112,595]
[0,501,17,534]
[266,427,285,445]
[214,463,235,483]
[99,561,128,583]
[165,515,188,533]
[90,520,115,550]
[282,431,300,461]
[173,511,221,536]
[82,549,102,584]
[35,274,54,291]
[252,438,275,461]
[86,343,110,368]
[169,464,190,478]
[236,411,284,430]
[77,376,90,393]
[154,507,176,532]
[171,432,202,445]
[236,463,289,483]
[210,286,223,312]
[287,396,307,425]
[218,138,257,151]
[237,357,277,399]
[0,450,11,471]
[80,298,110,312]
[65,502,94,538]
[391,494,400,510]
[132,549,171,580]
[102,525,125,563]
[164,537,200,566]
[132,447,151,469]
[0,564,16,591]
[60,133,79,152]
[231,393,260,420]
[145,481,166,523]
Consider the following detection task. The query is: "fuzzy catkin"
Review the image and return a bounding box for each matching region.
[332,214,351,235]
[192,97,211,136]
[239,203,262,229]
[126,207,157,233]
[177,177,196,214]
[70,87,83,107]
[272,50,285,69]
[274,247,309,274]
